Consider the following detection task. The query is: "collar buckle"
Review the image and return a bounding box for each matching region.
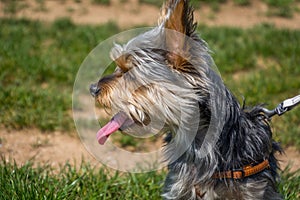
[231,168,245,179]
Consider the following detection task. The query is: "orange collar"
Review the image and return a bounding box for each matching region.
[213,159,270,179]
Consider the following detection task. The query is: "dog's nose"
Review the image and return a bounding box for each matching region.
[90,83,100,97]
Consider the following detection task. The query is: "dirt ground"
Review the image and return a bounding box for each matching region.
[0,0,300,171]
[0,129,299,172]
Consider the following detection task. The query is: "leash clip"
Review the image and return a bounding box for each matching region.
[261,94,300,118]
[277,95,300,115]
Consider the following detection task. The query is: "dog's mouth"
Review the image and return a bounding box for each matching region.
[97,111,134,145]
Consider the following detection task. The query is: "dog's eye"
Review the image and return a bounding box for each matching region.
[114,67,123,76]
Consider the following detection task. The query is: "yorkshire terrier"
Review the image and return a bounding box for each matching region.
[89,0,283,199]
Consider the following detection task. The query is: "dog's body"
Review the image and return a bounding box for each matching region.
[90,0,283,199]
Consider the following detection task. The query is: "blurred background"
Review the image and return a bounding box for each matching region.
[0,0,299,199]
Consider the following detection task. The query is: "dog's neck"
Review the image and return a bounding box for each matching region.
[165,88,278,182]
[216,90,272,170]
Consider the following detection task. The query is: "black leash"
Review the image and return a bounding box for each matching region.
[261,94,300,118]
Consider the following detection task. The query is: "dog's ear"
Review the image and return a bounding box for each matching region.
[160,0,196,35]
[160,0,196,69]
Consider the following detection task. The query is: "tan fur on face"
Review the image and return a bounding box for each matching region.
[96,73,121,108]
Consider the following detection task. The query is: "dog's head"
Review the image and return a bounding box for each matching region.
[90,0,219,146]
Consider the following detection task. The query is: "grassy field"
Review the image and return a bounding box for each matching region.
[0,18,119,131]
[0,158,164,200]
[0,158,299,200]
[0,18,300,199]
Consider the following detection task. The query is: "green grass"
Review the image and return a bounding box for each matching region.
[199,0,226,11]
[0,159,164,200]
[234,0,250,6]
[0,18,119,131]
[279,166,300,199]
[1,0,29,15]
[264,0,295,18]
[91,0,110,5]
[0,158,299,199]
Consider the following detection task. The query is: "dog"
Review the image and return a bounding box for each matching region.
[89,0,283,199]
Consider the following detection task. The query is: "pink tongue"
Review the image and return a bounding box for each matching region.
[96,112,129,145]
